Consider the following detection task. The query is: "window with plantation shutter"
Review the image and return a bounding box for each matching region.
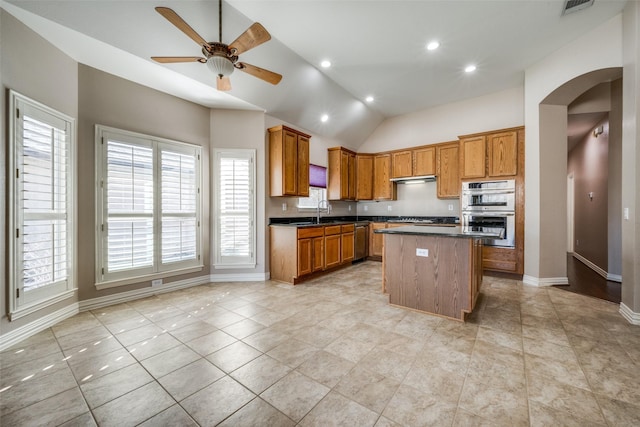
[214,149,256,268]
[96,126,202,287]
[9,91,76,320]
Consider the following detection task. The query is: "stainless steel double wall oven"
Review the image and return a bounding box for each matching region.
[461,179,516,248]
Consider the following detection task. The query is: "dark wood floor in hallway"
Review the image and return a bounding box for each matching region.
[553,253,621,303]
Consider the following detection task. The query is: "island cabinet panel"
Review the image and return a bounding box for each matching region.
[413,147,436,176]
[356,154,374,200]
[384,234,481,321]
[487,131,517,177]
[460,135,486,179]
[436,142,460,198]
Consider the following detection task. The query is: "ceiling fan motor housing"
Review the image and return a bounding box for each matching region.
[204,42,237,77]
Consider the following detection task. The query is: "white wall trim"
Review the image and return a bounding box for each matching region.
[210,272,270,283]
[522,275,569,287]
[0,303,80,351]
[79,276,211,312]
[573,252,610,280]
[607,273,622,283]
[619,303,640,325]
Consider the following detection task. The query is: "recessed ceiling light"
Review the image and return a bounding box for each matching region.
[365,96,374,103]
[465,64,477,73]
[320,60,332,68]
[426,41,440,51]
[321,114,329,122]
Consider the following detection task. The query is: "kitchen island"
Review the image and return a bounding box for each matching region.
[375,225,500,321]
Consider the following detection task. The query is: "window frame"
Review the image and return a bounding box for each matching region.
[213,149,256,269]
[8,90,77,321]
[95,125,203,289]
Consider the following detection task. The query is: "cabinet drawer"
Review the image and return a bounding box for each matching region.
[324,225,342,235]
[341,224,355,233]
[297,227,324,239]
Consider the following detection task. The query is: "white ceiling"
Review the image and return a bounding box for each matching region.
[2,0,629,145]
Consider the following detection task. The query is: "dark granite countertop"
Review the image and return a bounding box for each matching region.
[374,225,502,239]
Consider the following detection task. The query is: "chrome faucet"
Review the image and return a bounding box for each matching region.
[317,199,329,224]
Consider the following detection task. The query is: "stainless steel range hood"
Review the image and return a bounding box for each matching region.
[390,175,436,184]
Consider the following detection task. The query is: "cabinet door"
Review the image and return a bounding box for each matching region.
[325,234,341,269]
[460,136,486,179]
[297,135,310,197]
[297,238,312,276]
[487,131,517,177]
[348,152,356,200]
[369,222,386,257]
[392,151,413,178]
[436,143,460,198]
[283,130,299,195]
[340,151,350,199]
[373,154,396,200]
[413,147,435,176]
[312,236,324,272]
[356,154,374,200]
[341,232,354,263]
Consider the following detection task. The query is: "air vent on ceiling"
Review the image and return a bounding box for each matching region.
[562,0,595,15]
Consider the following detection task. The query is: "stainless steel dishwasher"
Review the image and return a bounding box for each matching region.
[354,224,368,261]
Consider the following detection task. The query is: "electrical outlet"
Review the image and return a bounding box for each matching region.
[364,205,368,211]
[387,205,392,212]
[576,239,579,246]
[282,202,287,212]
[416,248,429,257]
[348,205,352,211]
[448,204,453,211]
[624,207,629,220]
[151,279,163,287]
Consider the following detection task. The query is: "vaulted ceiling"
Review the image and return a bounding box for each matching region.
[2,0,629,145]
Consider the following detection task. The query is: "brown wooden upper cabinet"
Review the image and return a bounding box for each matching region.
[355,154,374,200]
[373,153,397,200]
[436,142,460,198]
[391,147,436,178]
[268,125,310,197]
[391,150,412,178]
[327,147,356,200]
[459,129,519,179]
[413,146,436,176]
[460,135,486,179]
[487,131,518,177]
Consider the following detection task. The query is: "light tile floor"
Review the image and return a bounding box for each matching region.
[1,261,639,426]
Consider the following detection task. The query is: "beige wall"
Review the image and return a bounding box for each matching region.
[1,10,79,336]
[568,117,610,271]
[621,1,640,312]
[77,65,212,300]
[210,109,268,276]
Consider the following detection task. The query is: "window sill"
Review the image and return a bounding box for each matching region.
[95,265,204,290]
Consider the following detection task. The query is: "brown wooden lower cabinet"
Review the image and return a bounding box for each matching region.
[270,224,355,284]
[482,246,519,273]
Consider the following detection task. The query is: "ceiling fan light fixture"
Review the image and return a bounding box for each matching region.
[207,55,235,77]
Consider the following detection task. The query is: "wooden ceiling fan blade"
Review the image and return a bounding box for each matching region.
[152,56,207,63]
[229,23,271,55]
[155,7,210,52]
[237,63,282,85]
[217,76,232,91]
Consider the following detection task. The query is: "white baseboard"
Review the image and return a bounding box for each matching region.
[79,276,212,312]
[620,303,640,325]
[0,303,79,351]
[607,273,622,283]
[522,275,569,287]
[210,272,270,282]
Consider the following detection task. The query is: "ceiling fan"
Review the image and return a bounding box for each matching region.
[151,0,282,91]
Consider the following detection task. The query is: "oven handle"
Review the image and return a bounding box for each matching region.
[462,189,515,195]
